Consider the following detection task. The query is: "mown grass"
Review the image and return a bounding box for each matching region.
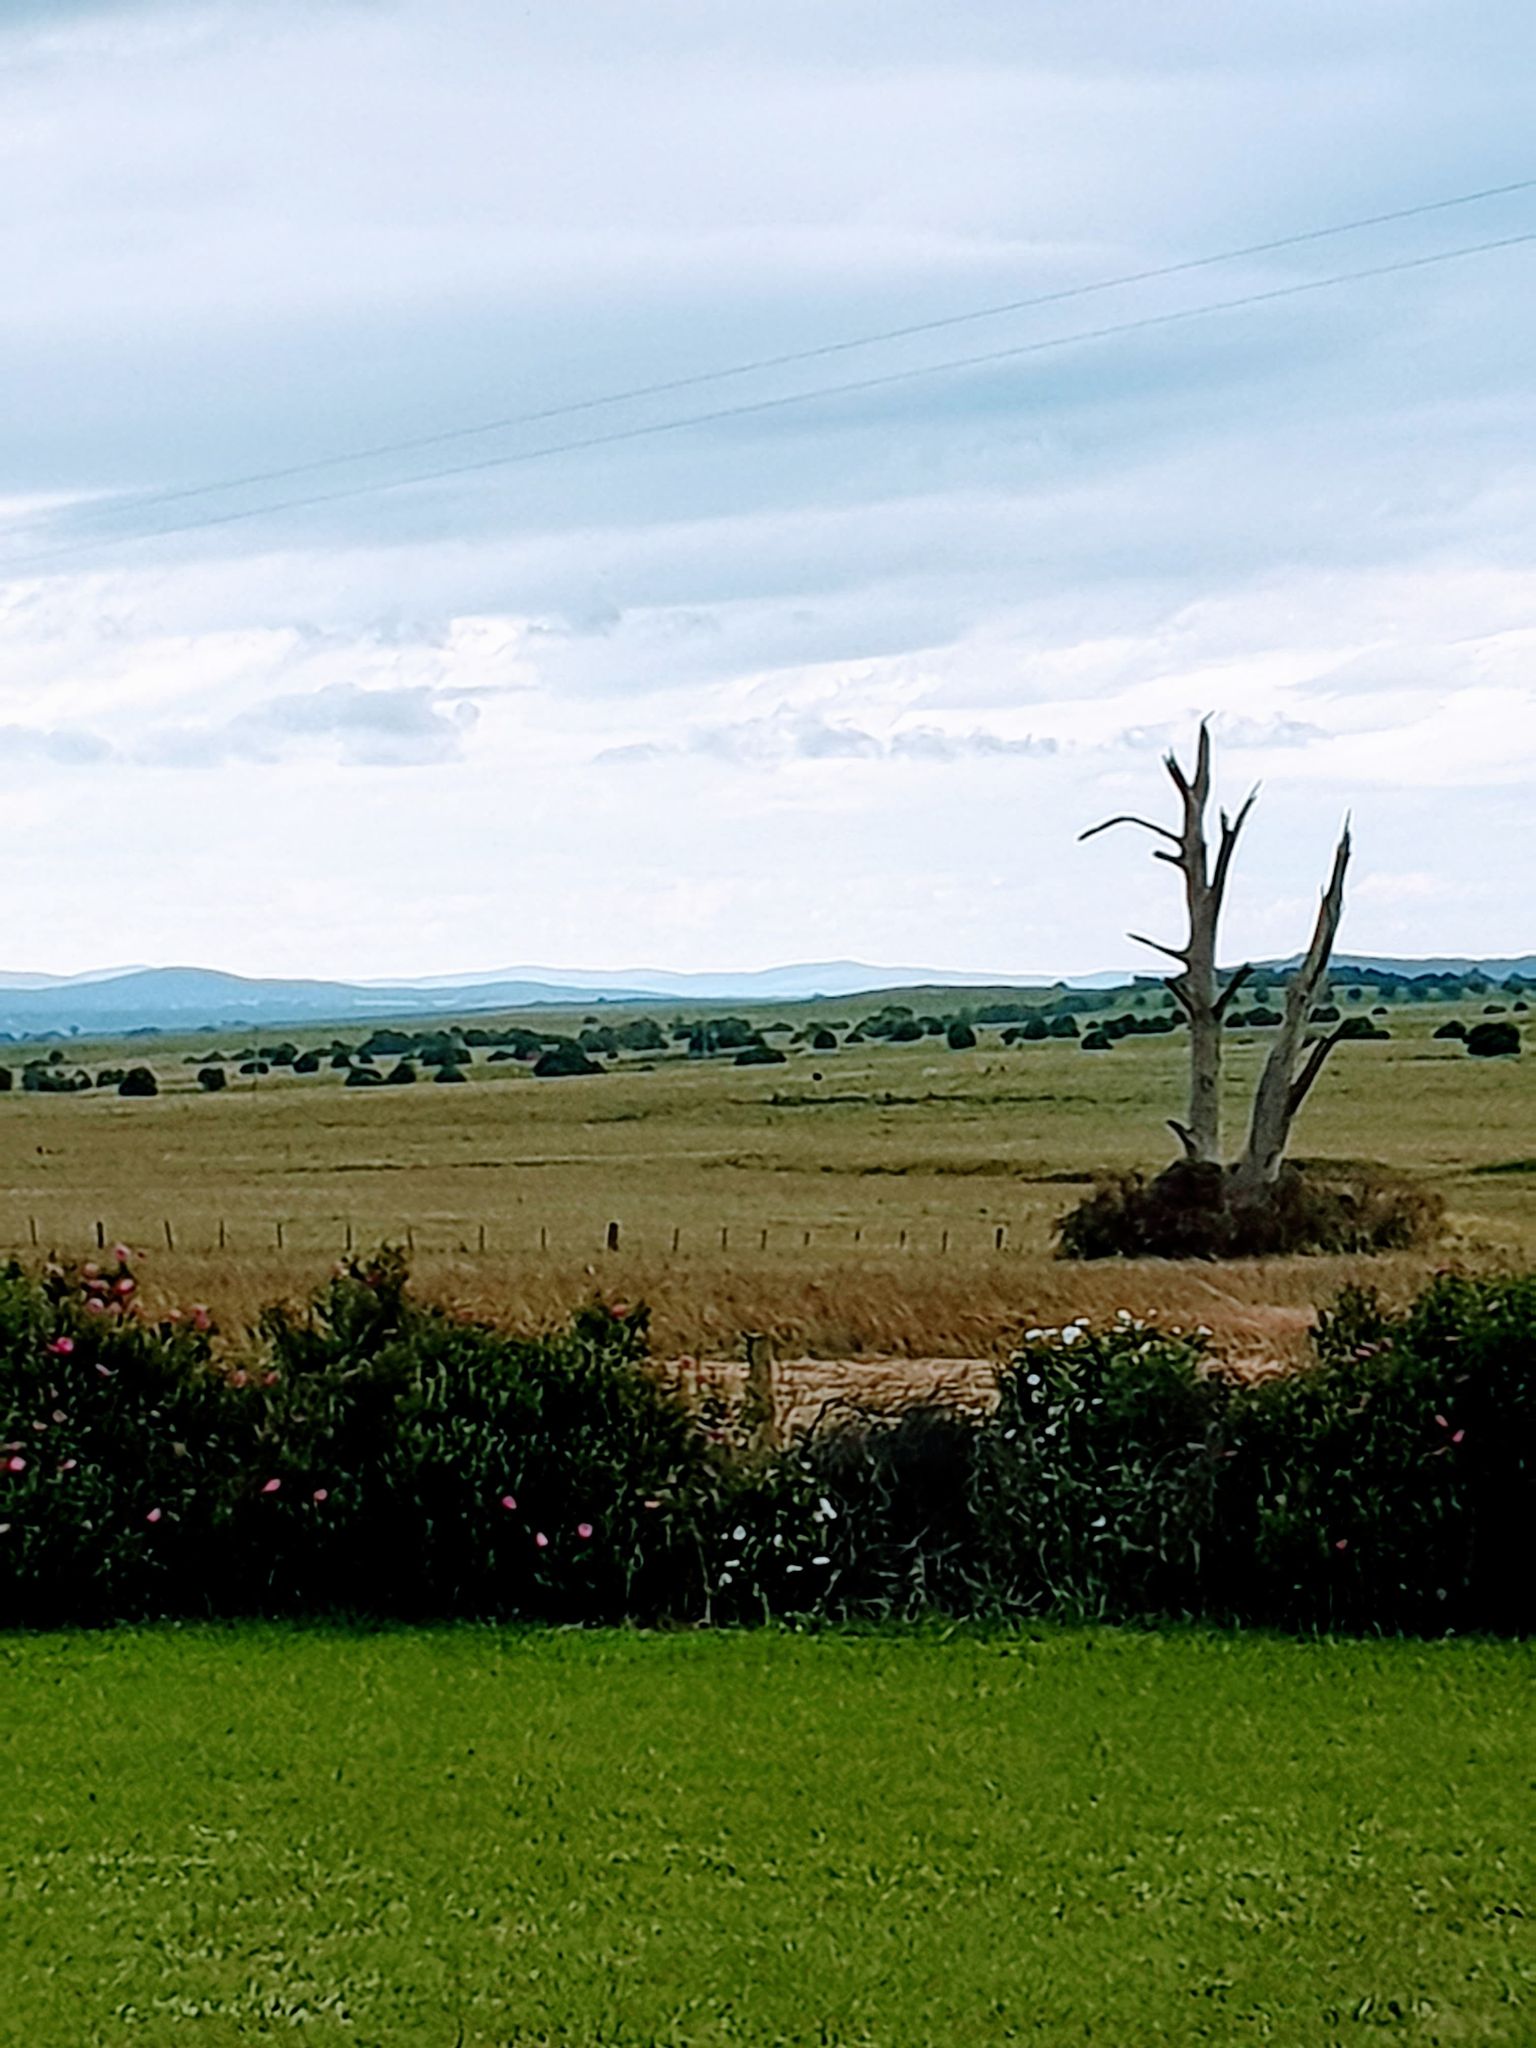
[1,999,1531,1354]
[3,1625,1532,2044]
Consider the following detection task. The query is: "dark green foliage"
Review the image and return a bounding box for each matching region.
[0,1253,707,1626]
[1079,1029,1112,1051]
[196,1067,227,1093]
[1466,1020,1520,1057]
[1057,1161,1441,1260]
[1048,1015,1079,1039]
[1310,1003,1340,1023]
[1434,1019,1467,1040]
[734,1044,787,1066]
[1337,1015,1389,1040]
[0,1066,11,1091]
[240,1060,270,1077]
[292,1050,321,1074]
[1019,1017,1049,1042]
[344,1066,384,1088]
[945,1021,977,1050]
[889,1019,923,1043]
[2,1259,1533,1635]
[384,1061,417,1085]
[810,1027,837,1051]
[433,1065,469,1083]
[117,1066,158,1098]
[533,1044,602,1078]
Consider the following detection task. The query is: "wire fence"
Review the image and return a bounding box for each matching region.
[0,1216,1022,1260]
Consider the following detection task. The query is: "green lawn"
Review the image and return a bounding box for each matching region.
[2,1628,1531,2045]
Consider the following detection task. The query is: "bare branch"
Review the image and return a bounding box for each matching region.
[1213,962,1256,1019]
[1079,814,1182,847]
[1286,1026,1345,1122]
[1167,1120,1198,1159]
[1129,931,1189,965]
[1210,787,1258,907]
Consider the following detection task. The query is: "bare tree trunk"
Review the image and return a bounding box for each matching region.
[1234,827,1352,1190]
[1082,723,1254,1165]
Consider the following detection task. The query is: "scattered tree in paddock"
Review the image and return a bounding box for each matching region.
[384,1061,418,1085]
[735,1043,787,1066]
[534,1044,602,1078]
[118,1066,158,1098]
[810,1027,838,1051]
[945,1021,977,1050]
[1434,1019,1468,1040]
[344,1066,384,1088]
[196,1067,227,1092]
[1467,1020,1521,1058]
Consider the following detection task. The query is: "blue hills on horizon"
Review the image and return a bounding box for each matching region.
[0,953,1528,1039]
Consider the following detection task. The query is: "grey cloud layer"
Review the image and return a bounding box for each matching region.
[0,1,1533,971]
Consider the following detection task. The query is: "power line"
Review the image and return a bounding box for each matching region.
[6,226,1534,574]
[6,175,1534,543]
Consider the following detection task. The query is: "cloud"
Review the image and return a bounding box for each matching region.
[597,709,1056,768]
[140,683,480,769]
[0,723,115,767]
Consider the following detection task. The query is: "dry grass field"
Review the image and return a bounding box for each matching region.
[1,996,1530,1362]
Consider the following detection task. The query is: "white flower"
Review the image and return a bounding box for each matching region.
[811,1555,830,1567]
[1003,1428,1017,1440]
[818,1496,837,1520]
[1024,1327,1045,1341]
[786,1564,803,1574]
[731,1525,747,1542]
[1091,1515,1107,1528]
[719,1570,733,1585]
[1061,1325,1083,1346]
[1025,1372,1041,1386]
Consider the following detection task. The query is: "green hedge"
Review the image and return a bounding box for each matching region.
[2,1253,1531,1633]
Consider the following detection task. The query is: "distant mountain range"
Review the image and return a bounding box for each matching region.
[0,954,1527,1039]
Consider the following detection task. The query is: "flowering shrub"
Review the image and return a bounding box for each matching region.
[1,1253,1531,1633]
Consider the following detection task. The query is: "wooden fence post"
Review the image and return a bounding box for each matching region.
[163,1218,175,1251]
[95,1221,105,1251]
[478,1222,487,1254]
[605,1220,620,1253]
[743,1330,778,1455]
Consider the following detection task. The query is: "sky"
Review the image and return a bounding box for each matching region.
[2,0,1535,981]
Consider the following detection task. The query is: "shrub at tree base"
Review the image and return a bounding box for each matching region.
[1055,1159,1442,1260]
[3,1254,1531,1635]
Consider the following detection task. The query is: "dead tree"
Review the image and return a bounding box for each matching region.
[1082,723,1351,1182]
[1081,724,1255,1163]
[1234,825,1350,1190]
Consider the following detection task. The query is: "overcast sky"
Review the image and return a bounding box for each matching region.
[2,1,1534,980]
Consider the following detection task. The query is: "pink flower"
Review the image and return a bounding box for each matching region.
[81,1263,100,1281]
[260,1477,281,1495]
[576,1522,593,1540]
[59,1459,77,1472]
[262,1371,279,1387]
[312,1488,328,1504]
[1451,1429,1465,1445]
[230,1370,248,1388]
[112,1244,131,1264]
[6,1455,26,1473]
[191,1307,211,1332]
[1435,1414,1448,1429]
[113,1276,135,1298]
[146,1507,162,1524]
[47,1336,74,1356]
[534,1531,549,1549]
[1334,1538,1349,1551]
[500,1494,517,1511]
[85,1299,106,1316]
